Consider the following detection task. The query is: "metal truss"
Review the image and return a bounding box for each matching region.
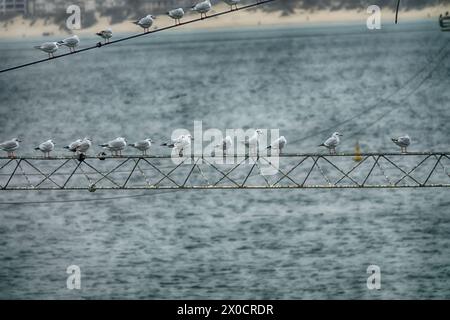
[0,152,449,191]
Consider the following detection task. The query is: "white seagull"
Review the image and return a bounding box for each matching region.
[211,136,233,157]
[35,139,55,158]
[267,136,287,154]
[130,138,153,155]
[96,28,113,43]
[242,129,263,154]
[64,139,83,153]
[319,132,342,154]
[191,0,212,19]
[58,35,80,53]
[0,138,21,158]
[161,134,193,157]
[99,137,127,156]
[391,135,411,153]
[222,0,240,10]
[34,42,59,58]
[76,137,92,154]
[167,8,184,25]
[133,15,156,33]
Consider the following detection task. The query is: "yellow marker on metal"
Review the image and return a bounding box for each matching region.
[354,141,362,162]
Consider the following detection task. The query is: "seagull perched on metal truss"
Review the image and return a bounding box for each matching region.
[167,8,184,25]
[191,0,212,19]
[34,42,59,58]
[242,129,263,154]
[99,137,127,156]
[267,136,287,154]
[76,138,92,155]
[96,28,113,43]
[57,35,80,53]
[0,138,21,158]
[391,135,410,153]
[35,139,55,158]
[161,134,193,157]
[64,139,83,153]
[222,0,240,11]
[319,132,342,154]
[130,138,153,155]
[211,136,233,157]
[133,15,156,33]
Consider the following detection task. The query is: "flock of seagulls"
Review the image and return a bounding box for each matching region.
[33,0,241,57]
[0,132,412,159]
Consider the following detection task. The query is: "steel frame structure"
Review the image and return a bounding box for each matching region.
[0,152,449,191]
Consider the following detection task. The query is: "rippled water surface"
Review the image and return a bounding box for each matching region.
[0,21,449,299]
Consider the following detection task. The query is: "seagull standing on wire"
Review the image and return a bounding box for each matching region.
[99,137,127,156]
[34,42,59,58]
[167,8,184,25]
[0,138,21,158]
[57,35,80,53]
[243,129,263,154]
[391,135,410,153]
[133,15,156,33]
[267,136,287,154]
[35,139,55,158]
[76,137,92,155]
[222,0,240,10]
[191,0,212,19]
[64,139,82,153]
[319,132,342,154]
[211,136,233,157]
[161,134,193,157]
[130,138,153,155]
[96,28,113,43]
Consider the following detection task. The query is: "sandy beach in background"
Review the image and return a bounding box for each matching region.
[0,4,447,39]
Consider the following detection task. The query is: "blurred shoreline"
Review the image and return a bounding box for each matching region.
[0,4,447,39]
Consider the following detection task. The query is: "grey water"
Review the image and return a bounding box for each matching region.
[0,21,449,299]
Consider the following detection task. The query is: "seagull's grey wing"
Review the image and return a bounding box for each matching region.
[0,140,16,150]
[324,136,338,147]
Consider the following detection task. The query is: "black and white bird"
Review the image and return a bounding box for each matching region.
[267,136,287,154]
[133,15,156,33]
[211,136,233,157]
[191,0,212,19]
[161,134,193,157]
[0,138,21,158]
[64,139,83,153]
[391,135,411,153]
[167,8,184,25]
[99,137,127,156]
[96,28,113,43]
[34,42,59,58]
[57,35,80,53]
[130,138,153,155]
[222,0,240,10]
[319,132,342,154]
[35,139,55,158]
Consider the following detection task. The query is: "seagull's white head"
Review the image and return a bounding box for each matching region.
[149,14,156,19]
[255,129,263,135]
[186,134,193,141]
[13,137,22,143]
[333,132,343,137]
[146,138,153,143]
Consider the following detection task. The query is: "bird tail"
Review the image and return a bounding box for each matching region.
[95,32,102,36]
[267,146,272,149]
[63,146,70,149]
[132,21,139,25]
[391,138,398,143]
[99,144,108,147]
[34,147,40,150]
[318,143,325,147]
[161,143,174,148]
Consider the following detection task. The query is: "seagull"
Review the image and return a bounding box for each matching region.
[34,42,59,58]
[76,137,92,154]
[167,8,184,25]
[133,15,156,33]
[35,139,55,158]
[130,138,152,155]
[242,129,263,154]
[161,134,193,157]
[99,137,127,156]
[391,135,411,153]
[57,35,80,53]
[267,136,287,154]
[319,132,342,154]
[64,139,82,153]
[191,0,212,19]
[211,136,233,157]
[0,138,21,158]
[222,0,240,10]
[96,28,113,43]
